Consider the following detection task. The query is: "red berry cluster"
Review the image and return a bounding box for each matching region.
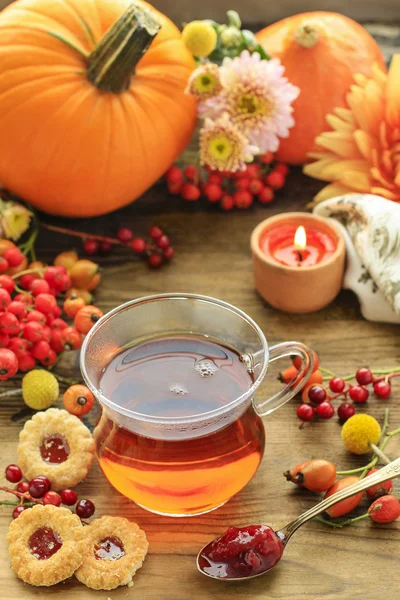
[0,246,26,274]
[82,226,174,267]
[2,463,95,520]
[0,262,103,380]
[165,152,289,211]
[297,366,399,426]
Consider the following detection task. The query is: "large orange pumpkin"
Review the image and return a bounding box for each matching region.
[256,12,386,165]
[0,0,196,217]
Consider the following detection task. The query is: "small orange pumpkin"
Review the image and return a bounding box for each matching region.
[256,12,386,165]
[0,0,196,217]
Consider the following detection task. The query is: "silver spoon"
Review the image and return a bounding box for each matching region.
[197,456,400,581]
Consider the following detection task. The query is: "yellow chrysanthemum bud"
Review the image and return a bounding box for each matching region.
[182,21,217,57]
[22,370,59,410]
[341,414,381,455]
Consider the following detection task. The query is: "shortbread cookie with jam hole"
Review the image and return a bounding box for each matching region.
[17,408,95,491]
[75,516,148,590]
[7,504,85,586]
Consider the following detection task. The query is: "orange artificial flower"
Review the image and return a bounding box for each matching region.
[304,56,400,204]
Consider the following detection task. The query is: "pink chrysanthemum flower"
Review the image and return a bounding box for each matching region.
[186,63,223,100]
[200,51,300,153]
[200,113,259,172]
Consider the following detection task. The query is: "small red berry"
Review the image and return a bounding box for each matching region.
[337,402,356,422]
[43,491,62,506]
[258,186,275,204]
[0,288,11,311]
[56,273,71,293]
[14,293,33,306]
[368,495,400,523]
[8,301,27,320]
[17,481,29,494]
[148,253,163,268]
[100,241,112,255]
[50,330,64,354]
[31,340,51,361]
[260,151,274,164]
[167,180,183,195]
[0,275,15,294]
[235,178,250,190]
[316,401,335,419]
[41,348,57,367]
[0,312,19,335]
[8,337,32,358]
[220,195,234,211]
[163,246,175,260]
[274,162,290,176]
[61,489,78,506]
[3,247,25,267]
[27,310,46,325]
[204,183,223,202]
[355,367,373,385]
[329,377,345,393]
[35,293,57,314]
[156,235,170,249]
[296,403,315,422]
[374,380,391,399]
[181,183,201,201]
[61,327,82,351]
[131,238,146,254]
[0,348,18,380]
[249,179,264,194]
[5,464,22,483]
[166,165,183,184]
[0,257,8,273]
[265,171,285,189]
[207,172,223,184]
[349,385,369,403]
[148,226,163,240]
[183,165,198,181]
[117,228,133,243]
[28,476,50,498]
[234,190,253,209]
[20,273,35,290]
[30,279,50,296]
[12,505,27,519]
[83,239,100,255]
[18,353,36,372]
[50,318,68,331]
[308,385,327,404]
[245,164,261,178]
[0,332,9,348]
[365,469,393,499]
[76,498,95,518]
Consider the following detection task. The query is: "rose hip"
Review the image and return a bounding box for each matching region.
[284,459,336,492]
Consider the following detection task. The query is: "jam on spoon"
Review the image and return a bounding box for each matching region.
[40,434,70,464]
[94,536,126,561]
[198,525,283,579]
[28,527,63,560]
[197,457,400,581]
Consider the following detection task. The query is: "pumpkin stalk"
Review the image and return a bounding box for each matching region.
[295,24,319,48]
[87,5,160,93]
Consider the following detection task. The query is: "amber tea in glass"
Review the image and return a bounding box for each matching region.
[81,294,313,516]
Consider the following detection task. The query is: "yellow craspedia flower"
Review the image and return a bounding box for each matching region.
[22,370,59,410]
[341,414,381,455]
[182,21,217,57]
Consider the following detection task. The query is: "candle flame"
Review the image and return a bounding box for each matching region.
[294,226,307,250]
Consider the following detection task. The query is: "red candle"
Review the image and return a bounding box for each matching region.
[260,223,337,267]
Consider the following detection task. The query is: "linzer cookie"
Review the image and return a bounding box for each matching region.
[17,408,95,491]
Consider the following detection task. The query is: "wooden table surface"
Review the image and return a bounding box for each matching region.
[0,169,399,600]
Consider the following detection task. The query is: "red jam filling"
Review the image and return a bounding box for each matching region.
[198,525,284,579]
[94,536,125,561]
[28,527,63,560]
[40,434,70,464]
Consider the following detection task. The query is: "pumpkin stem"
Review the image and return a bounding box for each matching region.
[87,4,160,93]
[295,24,319,49]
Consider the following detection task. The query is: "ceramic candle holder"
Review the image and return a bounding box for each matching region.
[250,212,346,313]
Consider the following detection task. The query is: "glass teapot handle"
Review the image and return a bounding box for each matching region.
[253,341,314,417]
